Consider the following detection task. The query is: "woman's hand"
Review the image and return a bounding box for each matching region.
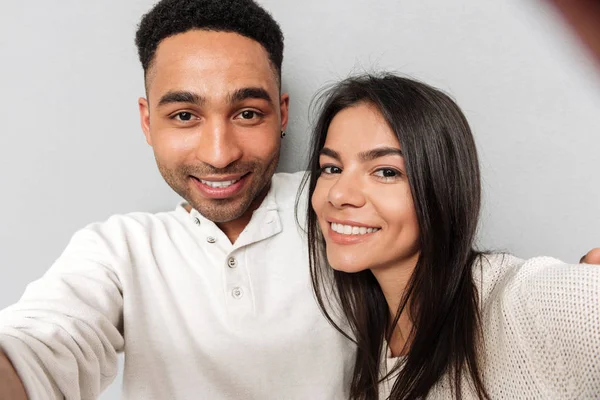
[580,248,600,264]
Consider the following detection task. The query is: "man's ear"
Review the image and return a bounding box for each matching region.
[279,92,290,132]
[138,97,152,146]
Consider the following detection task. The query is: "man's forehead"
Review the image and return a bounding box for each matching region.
[146,30,279,95]
[149,71,276,105]
[157,31,268,60]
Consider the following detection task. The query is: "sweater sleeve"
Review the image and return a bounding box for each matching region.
[0,227,125,400]
[506,257,600,398]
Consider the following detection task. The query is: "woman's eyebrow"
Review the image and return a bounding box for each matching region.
[319,147,341,161]
[358,147,403,162]
[319,146,403,162]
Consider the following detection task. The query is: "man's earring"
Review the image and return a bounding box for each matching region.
[280,130,286,138]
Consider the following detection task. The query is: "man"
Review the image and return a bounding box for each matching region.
[0,1,355,399]
[0,0,598,399]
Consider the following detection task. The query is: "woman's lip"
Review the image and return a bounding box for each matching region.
[326,218,380,229]
[326,223,379,245]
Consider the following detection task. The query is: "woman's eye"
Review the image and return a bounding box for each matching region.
[321,166,342,175]
[374,168,400,179]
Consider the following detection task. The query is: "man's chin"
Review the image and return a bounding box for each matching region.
[182,173,271,222]
[189,199,250,223]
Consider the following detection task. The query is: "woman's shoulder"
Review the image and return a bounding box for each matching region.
[474,253,600,397]
[473,252,600,308]
[474,252,600,331]
[474,253,563,300]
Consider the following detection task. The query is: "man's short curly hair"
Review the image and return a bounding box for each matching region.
[135,0,284,85]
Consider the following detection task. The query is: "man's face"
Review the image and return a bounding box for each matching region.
[139,30,289,224]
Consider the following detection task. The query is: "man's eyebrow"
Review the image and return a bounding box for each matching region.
[358,147,403,162]
[228,87,274,106]
[158,91,204,107]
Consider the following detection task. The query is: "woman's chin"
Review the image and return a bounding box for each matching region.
[327,254,370,274]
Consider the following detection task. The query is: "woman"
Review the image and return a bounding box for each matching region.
[300,73,600,399]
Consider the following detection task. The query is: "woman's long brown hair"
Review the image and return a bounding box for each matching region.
[297,74,489,399]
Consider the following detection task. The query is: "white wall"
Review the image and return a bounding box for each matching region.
[0,0,598,398]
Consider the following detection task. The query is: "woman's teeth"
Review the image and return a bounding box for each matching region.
[330,222,380,235]
[200,179,239,188]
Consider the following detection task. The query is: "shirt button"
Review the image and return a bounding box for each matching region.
[194,217,201,226]
[227,257,237,268]
[232,287,244,299]
[207,236,217,244]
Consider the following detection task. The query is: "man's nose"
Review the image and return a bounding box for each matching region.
[195,119,243,169]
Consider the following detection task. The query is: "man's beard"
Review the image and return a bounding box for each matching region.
[157,155,279,223]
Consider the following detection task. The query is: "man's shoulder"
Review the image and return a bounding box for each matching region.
[48,207,186,265]
[272,170,306,190]
[270,171,307,207]
[77,207,185,243]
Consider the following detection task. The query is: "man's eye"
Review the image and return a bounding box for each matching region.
[239,110,261,120]
[174,112,194,121]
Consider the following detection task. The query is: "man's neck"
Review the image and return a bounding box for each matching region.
[217,214,252,244]
[221,183,271,243]
[186,183,272,244]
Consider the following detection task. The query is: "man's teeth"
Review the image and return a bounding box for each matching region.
[200,179,239,188]
[331,222,380,235]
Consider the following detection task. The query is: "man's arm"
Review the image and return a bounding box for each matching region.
[0,352,27,400]
[0,225,125,398]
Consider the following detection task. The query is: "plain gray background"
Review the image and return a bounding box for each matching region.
[1,0,599,398]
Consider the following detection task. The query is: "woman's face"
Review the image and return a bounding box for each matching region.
[311,103,420,274]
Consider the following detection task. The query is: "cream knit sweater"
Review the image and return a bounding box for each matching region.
[381,254,600,399]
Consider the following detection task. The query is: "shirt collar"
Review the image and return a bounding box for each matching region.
[175,181,283,249]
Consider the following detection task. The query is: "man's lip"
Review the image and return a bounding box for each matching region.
[193,173,247,182]
[326,218,380,229]
[190,173,250,199]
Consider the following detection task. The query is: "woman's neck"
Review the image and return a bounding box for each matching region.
[371,255,419,358]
